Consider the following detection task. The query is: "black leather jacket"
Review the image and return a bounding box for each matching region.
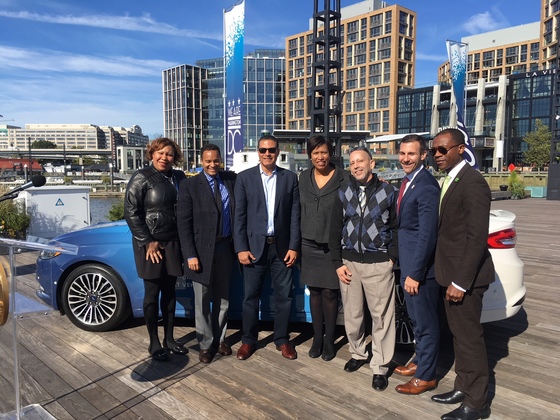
[124,165,186,247]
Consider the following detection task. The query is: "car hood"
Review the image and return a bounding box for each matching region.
[48,220,131,247]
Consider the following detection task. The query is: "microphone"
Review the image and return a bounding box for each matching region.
[4,175,47,196]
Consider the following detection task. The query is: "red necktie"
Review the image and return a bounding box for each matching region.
[397,177,409,215]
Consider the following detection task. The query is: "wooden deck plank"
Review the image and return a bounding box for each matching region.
[0,198,559,419]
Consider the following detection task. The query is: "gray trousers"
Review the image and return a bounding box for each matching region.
[193,239,233,350]
[340,259,395,375]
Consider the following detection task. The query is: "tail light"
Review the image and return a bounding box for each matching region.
[488,228,516,249]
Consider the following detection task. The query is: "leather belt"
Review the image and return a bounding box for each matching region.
[266,236,275,244]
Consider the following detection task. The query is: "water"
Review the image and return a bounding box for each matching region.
[90,197,123,225]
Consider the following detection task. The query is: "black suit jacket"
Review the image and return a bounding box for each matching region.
[435,163,495,290]
[177,171,236,286]
[233,165,300,261]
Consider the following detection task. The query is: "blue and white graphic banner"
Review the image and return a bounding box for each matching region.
[447,40,478,169]
[224,0,245,169]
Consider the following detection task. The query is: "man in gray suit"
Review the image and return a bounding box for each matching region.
[177,143,236,364]
[233,134,301,361]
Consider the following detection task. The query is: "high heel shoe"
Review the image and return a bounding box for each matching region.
[149,342,169,361]
[164,341,188,355]
[321,340,336,361]
[308,337,323,358]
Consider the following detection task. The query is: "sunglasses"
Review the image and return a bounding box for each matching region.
[429,143,462,155]
[258,147,277,154]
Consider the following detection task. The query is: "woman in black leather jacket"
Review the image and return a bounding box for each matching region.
[125,137,188,361]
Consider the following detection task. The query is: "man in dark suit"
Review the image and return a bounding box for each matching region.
[430,128,494,420]
[393,134,440,395]
[177,144,236,364]
[233,134,300,361]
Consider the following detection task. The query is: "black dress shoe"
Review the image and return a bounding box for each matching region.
[441,404,491,420]
[344,358,366,372]
[432,390,466,404]
[372,374,388,391]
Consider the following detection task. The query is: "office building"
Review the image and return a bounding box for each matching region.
[162,49,286,168]
[285,0,416,136]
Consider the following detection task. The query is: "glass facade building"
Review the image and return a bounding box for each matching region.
[163,49,285,168]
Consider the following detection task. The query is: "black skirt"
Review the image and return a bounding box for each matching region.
[132,238,183,280]
[300,238,339,289]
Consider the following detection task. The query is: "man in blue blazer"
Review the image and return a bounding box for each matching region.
[393,134,440,395]
[233,134,301,361]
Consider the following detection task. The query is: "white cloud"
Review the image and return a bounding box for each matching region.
[0,45,176,76]
[416,52,448,62]
[463,8,509,34]
[0,10,223,40]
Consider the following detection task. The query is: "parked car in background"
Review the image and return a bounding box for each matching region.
[36,209,525,344]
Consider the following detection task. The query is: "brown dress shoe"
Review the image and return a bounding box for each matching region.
[276,343,297,360]
[236,344,255,360]
[395,377,437,395]
[218,342,232,356]
[199,349,214,364]
[394,362,417,376]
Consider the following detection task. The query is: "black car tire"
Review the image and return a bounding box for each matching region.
[61,263,131,332]
[395,283,415,345]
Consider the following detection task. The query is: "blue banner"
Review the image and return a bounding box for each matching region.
[447,40,478,169]
[224,0,245,169]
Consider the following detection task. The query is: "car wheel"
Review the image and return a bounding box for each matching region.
[61,264,131,332]
[395,283,415,345]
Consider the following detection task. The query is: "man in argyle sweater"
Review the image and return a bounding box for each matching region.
[329,146,398,392]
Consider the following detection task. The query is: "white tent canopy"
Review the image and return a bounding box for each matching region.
[366,132,429,143]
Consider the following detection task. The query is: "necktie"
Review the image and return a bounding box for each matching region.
[397,177,409,215]
[440,175,452,207]
[214,177,223,238]
[359,185,367,211]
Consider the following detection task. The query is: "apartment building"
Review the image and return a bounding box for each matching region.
[285,0,416,136]
[438,23,541,85]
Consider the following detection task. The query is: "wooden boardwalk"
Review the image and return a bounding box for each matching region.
[0,198,559,419]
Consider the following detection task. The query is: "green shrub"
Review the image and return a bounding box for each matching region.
[508,171,526,199]
[108,201,125,221]
[0,199,31,238]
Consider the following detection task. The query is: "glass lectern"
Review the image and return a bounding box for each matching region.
[0,237,78,420]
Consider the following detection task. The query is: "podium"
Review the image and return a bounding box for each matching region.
[0,237,78,420]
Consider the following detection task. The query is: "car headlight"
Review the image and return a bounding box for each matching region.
[39,250,62,260]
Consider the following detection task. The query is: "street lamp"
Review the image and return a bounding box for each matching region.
[23,164,28,183]
[28,136,32,180]
[81,166,85,180]
[109,163,114,187]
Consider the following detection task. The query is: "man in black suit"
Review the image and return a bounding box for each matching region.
[430,128,495,420]
[233,134,300,361]
[177,144,236,364]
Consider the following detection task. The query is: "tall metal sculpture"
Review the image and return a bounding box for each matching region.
[310,0,343,161]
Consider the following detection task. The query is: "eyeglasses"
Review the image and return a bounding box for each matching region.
[429,143,462,155]
[258,147,277,154]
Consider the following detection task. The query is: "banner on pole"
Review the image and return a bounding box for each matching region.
[224,0,245,169]
[447,40,478,169]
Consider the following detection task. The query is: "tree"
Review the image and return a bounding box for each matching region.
[32,139,57,149]
[523,119,551,170]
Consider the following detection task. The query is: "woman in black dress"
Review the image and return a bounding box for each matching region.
[299,135,348,361]
[124,137,188,361]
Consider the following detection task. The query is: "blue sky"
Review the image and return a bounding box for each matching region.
[0,0,540,138]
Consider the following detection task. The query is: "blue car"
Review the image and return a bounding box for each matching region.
[36,210,525,345]
[36,220,312,332]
